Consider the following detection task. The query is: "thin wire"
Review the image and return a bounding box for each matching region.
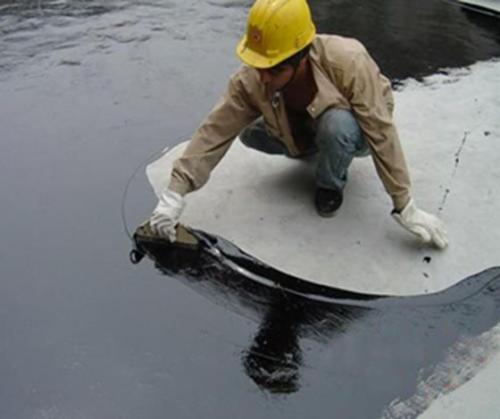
[120,133,191,242]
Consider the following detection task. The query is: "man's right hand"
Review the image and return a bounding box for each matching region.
[150,188,185,242]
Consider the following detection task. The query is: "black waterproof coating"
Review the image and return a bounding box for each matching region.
[132,222,500,408]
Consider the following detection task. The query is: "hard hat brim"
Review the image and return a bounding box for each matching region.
[236,36,284,69]
[236,32,316,69]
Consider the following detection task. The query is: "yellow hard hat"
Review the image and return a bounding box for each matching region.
[236,0,316,69]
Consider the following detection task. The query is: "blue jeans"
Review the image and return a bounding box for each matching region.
[239,108,369,191]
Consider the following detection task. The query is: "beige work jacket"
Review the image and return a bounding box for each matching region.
[169,34,411,209]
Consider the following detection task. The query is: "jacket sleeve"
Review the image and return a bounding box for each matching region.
[344,48,411,210]
[168,69,260,195]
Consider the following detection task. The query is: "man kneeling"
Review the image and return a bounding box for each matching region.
[150,0,448,249]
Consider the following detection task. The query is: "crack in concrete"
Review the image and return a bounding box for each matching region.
[438,131,469,213]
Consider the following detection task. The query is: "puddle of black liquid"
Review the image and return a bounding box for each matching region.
[134,226,500,415]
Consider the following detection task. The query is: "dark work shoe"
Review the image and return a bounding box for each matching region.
[315,187,343,217]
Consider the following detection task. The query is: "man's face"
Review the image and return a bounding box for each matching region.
[257,63,295,94]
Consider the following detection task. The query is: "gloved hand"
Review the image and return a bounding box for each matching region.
[392,198,448,249]
[150,188,185,242]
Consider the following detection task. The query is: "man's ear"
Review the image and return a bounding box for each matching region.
[299,54,309,69]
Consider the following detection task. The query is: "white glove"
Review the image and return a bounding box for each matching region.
[392,198,448,249]
[150,188,185,242]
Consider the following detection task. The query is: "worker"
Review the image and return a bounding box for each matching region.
[150,0,448,249]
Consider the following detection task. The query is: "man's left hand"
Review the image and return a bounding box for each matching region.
[392,198,448,249]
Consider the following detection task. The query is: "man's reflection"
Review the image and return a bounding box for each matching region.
[139,230,368,395]
[242,301,303,394]
[241,295,367,394]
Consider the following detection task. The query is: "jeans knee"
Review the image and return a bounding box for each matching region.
[316,108,364,152]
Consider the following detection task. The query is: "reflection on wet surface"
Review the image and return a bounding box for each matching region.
[0,0,126,17]
[0,0,249,73]
[1,0,500,418]
[1,0,500,79]
[311,0,500,81]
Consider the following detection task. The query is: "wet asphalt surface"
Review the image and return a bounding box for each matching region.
[1,0,500,418]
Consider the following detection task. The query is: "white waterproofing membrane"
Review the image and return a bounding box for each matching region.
[458,0,500,14]
[147,59,500,296]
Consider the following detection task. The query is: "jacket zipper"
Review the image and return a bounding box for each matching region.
[271,92,284,137]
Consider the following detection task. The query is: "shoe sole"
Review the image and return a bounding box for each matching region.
[316,209,338,218]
